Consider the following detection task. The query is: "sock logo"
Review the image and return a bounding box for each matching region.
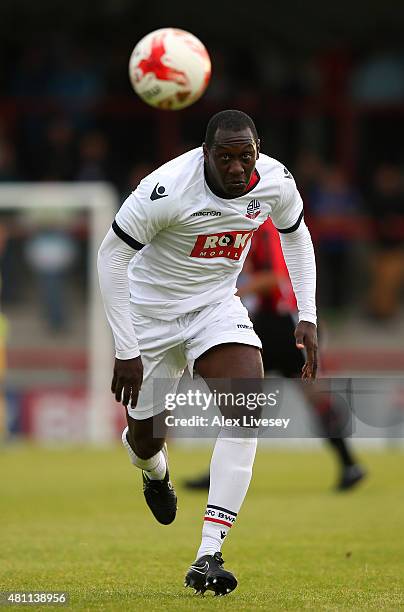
[204,504,237,528]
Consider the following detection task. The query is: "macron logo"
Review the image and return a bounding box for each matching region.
[150,183,168,201]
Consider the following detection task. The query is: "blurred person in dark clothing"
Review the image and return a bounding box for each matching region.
[0,223,8,440]
[10,45,50,97]
[76,131,109,182]
[185,219,366,492]
[126,162,155,193]
[24,222,77,333]
[0,135,21,304]
[47,42,106,130]
[0,139,20,182]
[351,49,404,104]
[294,151,325,205]
[366,163,404,320]
[40,117,77,181]
[309,165,361,311]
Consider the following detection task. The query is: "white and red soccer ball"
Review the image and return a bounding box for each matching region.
[129,28,211,110]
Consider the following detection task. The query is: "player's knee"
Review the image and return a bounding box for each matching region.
[130,433,162,459]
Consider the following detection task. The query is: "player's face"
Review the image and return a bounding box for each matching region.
[203,127,260,198]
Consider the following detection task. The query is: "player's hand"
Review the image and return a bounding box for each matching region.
[111,356,144,407]
[295,321,318,380]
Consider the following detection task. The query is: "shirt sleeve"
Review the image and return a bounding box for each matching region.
[270,172,304,234]
[97,228,140,360]
[279,220,317,325]
[113,176,178,247]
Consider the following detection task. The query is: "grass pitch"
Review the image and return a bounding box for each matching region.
[1,444,404,611]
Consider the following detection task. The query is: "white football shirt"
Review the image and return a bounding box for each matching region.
[114,147,303,320]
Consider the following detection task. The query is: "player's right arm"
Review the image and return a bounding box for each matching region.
[97,177,178,407]
[97,228,143,407]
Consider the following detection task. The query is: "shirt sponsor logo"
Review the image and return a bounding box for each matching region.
[246,199,261,219]
[191,210,222,216]
[190,230,254,260]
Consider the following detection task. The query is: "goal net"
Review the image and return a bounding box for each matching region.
[0,183,119,444]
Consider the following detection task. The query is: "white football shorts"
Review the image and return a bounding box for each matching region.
[127,295,262,420]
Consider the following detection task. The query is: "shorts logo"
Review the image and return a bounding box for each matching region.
[246,199,261,219]
[190,230,254,260]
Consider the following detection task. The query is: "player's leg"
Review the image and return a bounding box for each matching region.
[183,308,275,492]
[307,382,366,491]
[123,411,167,478]
[121,313,186,524]
[275,313,366,491]
[122,411,178,525]
[183,470,210,490]
[194,343,263,552]
[185,343,263,595]
[122,360,181,525]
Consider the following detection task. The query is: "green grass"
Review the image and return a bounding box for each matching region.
[1,444,404,610]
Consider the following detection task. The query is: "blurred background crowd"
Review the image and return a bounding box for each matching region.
[0,0,403,441]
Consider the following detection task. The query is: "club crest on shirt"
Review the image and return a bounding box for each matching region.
[246,199,261,219]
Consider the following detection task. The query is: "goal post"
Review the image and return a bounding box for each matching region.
[0,182,118,443]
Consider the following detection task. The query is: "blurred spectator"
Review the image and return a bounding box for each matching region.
[204,49,232,102]
[47,41,106,129]
[76,131,109,181]
[0,139,19,181]
[11,45,49,97]
[0,223,8,440]
[22,204,79,333]
[295,151,325,205]
[351,50,404,103]
[25,227,77,332]
[239,221,365,490]
[185,221,366,491]
[366,163,404,320]
[40,117,77,181]
[126,162,155,193]
[256,46,322,99]
[310,165,361,311]
[316,47,352,100]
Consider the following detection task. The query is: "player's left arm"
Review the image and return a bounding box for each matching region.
[271,172,318,379]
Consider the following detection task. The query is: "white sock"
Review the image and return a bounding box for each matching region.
[121,426,167,480]
[196,427,258,559]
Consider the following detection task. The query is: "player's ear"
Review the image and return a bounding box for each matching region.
[256,139,260,159]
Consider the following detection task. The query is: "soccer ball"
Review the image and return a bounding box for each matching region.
[128,28,211,110]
